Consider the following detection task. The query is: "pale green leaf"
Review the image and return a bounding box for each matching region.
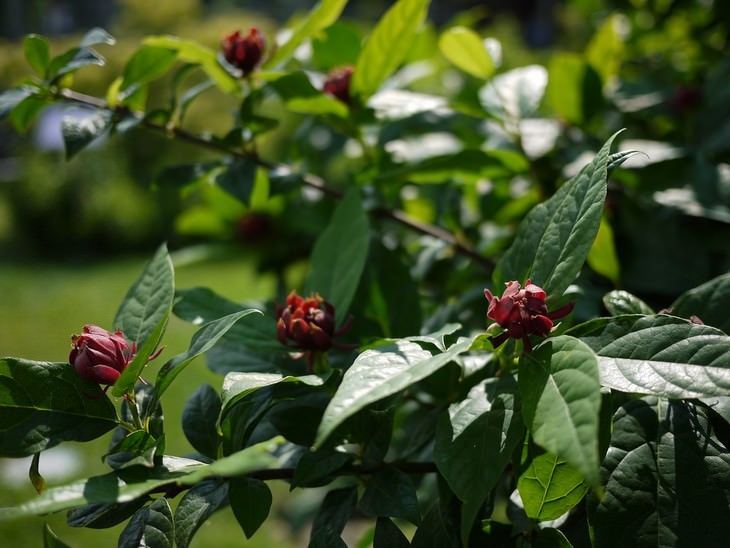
[438,26,494,79]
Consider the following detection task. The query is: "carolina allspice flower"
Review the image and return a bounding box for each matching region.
[221,27,265,75]
[484,280,574,352]
[69,325,135,386]
[323,66,354,104]
[276,290,352,353]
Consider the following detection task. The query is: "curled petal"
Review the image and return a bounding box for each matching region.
[546,301,575,321]
[88,365,122,385]
[310,324,332,351]
[531,314,554,337]
[276,318,289,346]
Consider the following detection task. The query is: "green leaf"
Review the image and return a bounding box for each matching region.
[105,430,161,469]
[291,449,354,488]
[66,498,148,529]
[535,528,573,548]
[586,216,620,284]
[586,14,625,86]
[112,311,169,397]
[229,477,272,539]
[351,0,430,100]
[269,72,349,118]
[602,290,654,316]
[79,27,116,48]
[374,517,410,548]
[315,337,471,447]
[24,34,50,76]
[304,189,370,323]
[10,95,49,133]
[118,497,174,548]
[120,45,178,98]
[592,397,730,547]
[154,308,263,399]
[0,86,38,121]
[434,378,524,511]
[0,358,117,457]
[114,243,174,347]
[494,131,622,301]
[519,336,602,486]
[47,47,105,83]
[517,452,588,521]
[174,479,229,548]
[570,314,730,398]
[143,36,240,95]
[545,52,602,125]
[359,467,421,525]
[182,385,221,459]
[43,523,71,548]
[671,271,730,333]
[438,26,494,79]
[61,109,113,160]
[309,486,358,548]
[265,0,348,69]
[478,65,548,125]
[214,158,257,204]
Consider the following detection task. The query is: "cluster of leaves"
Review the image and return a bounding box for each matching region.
[1,0,730,546]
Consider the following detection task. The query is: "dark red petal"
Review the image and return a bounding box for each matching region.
[276,318,289,345]
[89,365,122,385]
[484,288,495,302]
[531,314,554,337]
[489,297,516,326]
[546,301,575,321]
[310,324,332,351]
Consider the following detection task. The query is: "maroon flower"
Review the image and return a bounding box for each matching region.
[69,325,135,386]
[484,280,574,352]
[221,27,265,75]
[323,66,354,104]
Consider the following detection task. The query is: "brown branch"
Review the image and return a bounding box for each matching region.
[57,88,493,269]
[235,461,438,482]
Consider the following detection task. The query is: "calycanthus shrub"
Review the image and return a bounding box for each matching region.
[1,1,730,547]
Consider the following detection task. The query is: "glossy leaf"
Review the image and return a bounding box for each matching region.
[434,377,524,511]
[478,65,548,125]
[66,498,149,529]
[0,86,39,121]
[359,467,420,525]
[154,308,263,399]
[602,290,654,316]
[351,0,430,100]
[519,336,602,486]
[438,26,494,79]
[309,486,358,548]
[0,358,117,457]
[61,109,113,160]
[315,337,471,447]
[517,452,588,521]
[592,397,730,547]
[494,131,622,301]
[671,271,730,333]
[24,34,50,76]
[265,0,348,69]
[570,314,730,398]
[47,47,105,82]
[174,479,229,548]
[182,384,222,460]
[304,188,369,323]
[118,497,174,548]
[229,477,272,539]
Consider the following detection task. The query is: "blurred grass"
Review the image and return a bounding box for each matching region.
[0,252,306,547]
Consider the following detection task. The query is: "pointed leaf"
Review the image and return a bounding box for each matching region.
[24,34,50,76]
[438,26,494,79]
[182,385,222,459]
[519,336,602,486]
[291,449,354,488]
[315,338,471,447]
[0,358,117,457]
[494,131,622,301]
[374,517,410,548]
[62,109,113,160]
[359,467,420,525]
[570,314,730,398]
[79,28,115,48]
[309,486,358,548]
[517,452,588,521]
[118,497,174,548]
[671,271,730,333]
[43,523,71,548]
[602,290,654,316]
[174,479,229,548]
[120,45,178,98]
[229,477,272,539]
[351,0,430,100]
[305,188,369,323]
[214,158,257,204]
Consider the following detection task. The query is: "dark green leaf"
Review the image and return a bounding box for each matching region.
[0,358,117,457]
[494,131,622,301]
[434,377,524,511]
[315,337,471,447]
[592,397,730,547]
[154,308,263,399]
[105,430,161,469]
[24,34,50,76]
[291,449,354,488]
[43,523,71,548]
[438,26,494,79]
[309,486,358,548]
[410,497,459,548]
[374,517,410,548]
[118,497,174,548]
[174,479,229,548]
[47,47,105,82]
[214,159,257,204]
[182,385,221,459]
[570,314,730,398]
[120,46,178,98]
[535,528,573,548]
[360,467,420,525]
[265,0,348,69]
[304,188,369,323]
[602,290,654,316]
[113,312,169,398]
[269,72,349,117]
[671,271,730,333]
[519,336,602,486]
[61,109,112,160]
[154,162,217,188]
[66,498,149,529]
[9,95,49,133]
[517,452,588,521]
[351,0,430,100]
[229,477,272,539]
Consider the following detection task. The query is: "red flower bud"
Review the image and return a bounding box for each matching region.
[276,290,351,353]
[484,280,574,352]
[323,66,354,104]
[221,27,265,75]
[69,325,135,386]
